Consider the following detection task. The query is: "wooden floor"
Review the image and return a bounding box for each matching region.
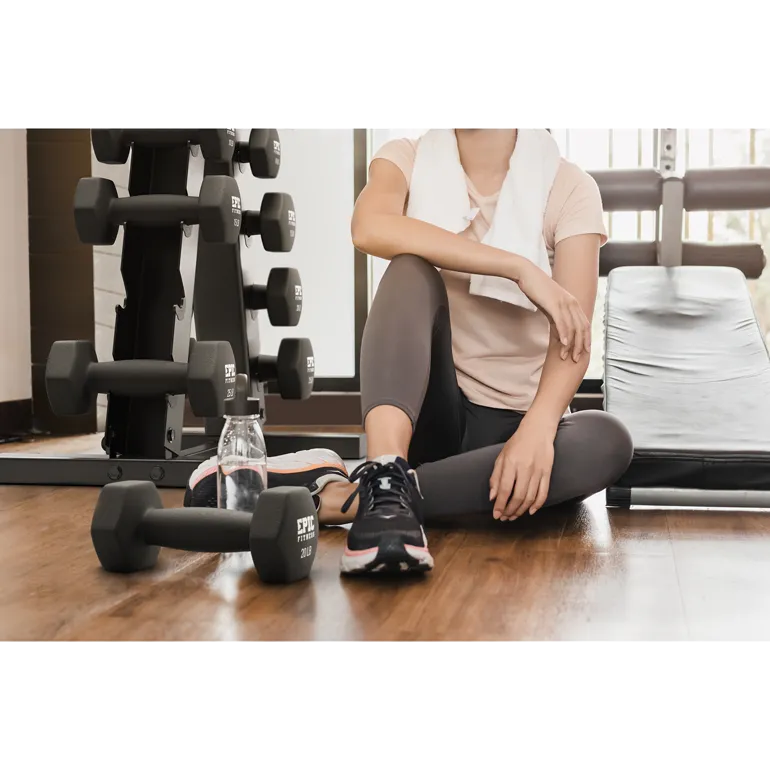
[3,435,770,641]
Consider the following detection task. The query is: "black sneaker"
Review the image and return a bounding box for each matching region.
[185,448,349,511]
[340,457,433,575]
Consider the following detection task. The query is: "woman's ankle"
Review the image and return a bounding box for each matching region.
[317,479,358,525]
[364,405,412,460]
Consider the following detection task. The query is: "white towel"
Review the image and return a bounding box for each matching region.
[406,129,561,312]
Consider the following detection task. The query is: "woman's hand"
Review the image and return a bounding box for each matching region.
[489,424,555,520]
[517,264,591,363]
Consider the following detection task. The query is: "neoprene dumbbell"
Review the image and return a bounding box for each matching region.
[91,129,237,164]
[46,339,236,417]
[250,338,314,400]
[74,175,242,245]
[244,268,303,327]
[241,193,296,252]
[91,480,317,583]
[234,129,282,178]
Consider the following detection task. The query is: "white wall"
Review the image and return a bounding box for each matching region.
[0,129,32,403]
[233,129,357,379]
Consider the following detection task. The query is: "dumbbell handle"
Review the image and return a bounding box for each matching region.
[109,194,200,225]
[241,210,262,237]
[251,356,277,383]
[87,360,188,396]
[233,142,252,166]
[117,129,207,147]
[243,283,267,311]
[138,507,251,553]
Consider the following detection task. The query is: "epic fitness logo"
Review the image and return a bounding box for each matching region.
[224,363,237,398]
[297,515,315,543]
[306,356,315,385]
[294,283,303,313]
[287,209,296,239]
[231,195,242,230]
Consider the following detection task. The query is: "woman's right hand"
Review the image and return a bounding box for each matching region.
[517,264,591,362]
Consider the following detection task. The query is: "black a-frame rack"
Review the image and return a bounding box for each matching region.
[184,154,366,461]
[0,129,363,490]
[0,138,220,487]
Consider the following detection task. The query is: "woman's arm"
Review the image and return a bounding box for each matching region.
[489,233,601,520]
[520,233,602,434]
[353,159,590,356]
[353,159,534,281]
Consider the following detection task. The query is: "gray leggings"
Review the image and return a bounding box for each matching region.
[361,254,634,522]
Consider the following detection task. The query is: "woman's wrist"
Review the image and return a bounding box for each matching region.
[503,253,532,284]
[520,406,561,438]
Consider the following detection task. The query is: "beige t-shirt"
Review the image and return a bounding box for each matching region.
[372,136,607,412]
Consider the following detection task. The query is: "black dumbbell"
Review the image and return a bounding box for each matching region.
[91,480,317,584]
[46,339,236,417]
[234,129,282,178]
[244,268,303,327]
[250,338,314,400]
[91,129,237,165]
[242,192,296,252]
[74,175,242,245]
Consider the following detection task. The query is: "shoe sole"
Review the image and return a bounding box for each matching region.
[340,533,434,575]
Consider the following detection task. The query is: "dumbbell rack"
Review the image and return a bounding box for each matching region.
[186,153,267,445]
[0,139,219,487]
[183,150,364,459]
[0,129,361,489]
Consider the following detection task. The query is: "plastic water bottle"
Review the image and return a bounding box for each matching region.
[217,374,267,513]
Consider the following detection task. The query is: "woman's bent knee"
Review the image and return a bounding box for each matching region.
[381,254,446,299]
[553,411,634,502]
[575,410,634,487]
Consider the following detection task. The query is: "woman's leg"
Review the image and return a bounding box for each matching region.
[361,253,464,465]
[319,253,464,524]
[414,410,634,522]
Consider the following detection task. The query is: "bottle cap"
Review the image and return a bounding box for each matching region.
[224,373,261,416]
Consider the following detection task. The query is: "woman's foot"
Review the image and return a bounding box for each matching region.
[184,448,349,511]
[339,456,433,575]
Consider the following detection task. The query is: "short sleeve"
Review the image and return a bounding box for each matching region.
[552,165,608,247]
[371,138,418,188]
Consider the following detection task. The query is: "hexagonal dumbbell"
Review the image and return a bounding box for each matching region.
[243,268,303,327]
[91,480,317,584]
[74,175,242,245]
[250,338,314,400]
[234,129,282,178]
[45,339,236,417]
[91,129,237,164]
[241,193,296,252]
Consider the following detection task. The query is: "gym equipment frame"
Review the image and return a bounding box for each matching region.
[0,139,222,487]
[599,129,770,510]
[185,151,366,461]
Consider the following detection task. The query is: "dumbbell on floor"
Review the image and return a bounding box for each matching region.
[234,129,282,178]
[74,175,242,245]
[91,480,317,584]
[46,339,236,417]
[241,193,295,252]
[250,338,314,400]
[244,268,303,327]
[91,129,237,164]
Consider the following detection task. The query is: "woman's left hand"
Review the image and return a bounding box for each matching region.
[489,425,555,520]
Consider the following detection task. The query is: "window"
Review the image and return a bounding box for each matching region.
[366,129,770,383]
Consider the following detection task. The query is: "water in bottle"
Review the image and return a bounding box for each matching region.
[217,374,266,514]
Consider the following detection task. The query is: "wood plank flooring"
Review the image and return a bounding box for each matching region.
[2,434,770,641]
